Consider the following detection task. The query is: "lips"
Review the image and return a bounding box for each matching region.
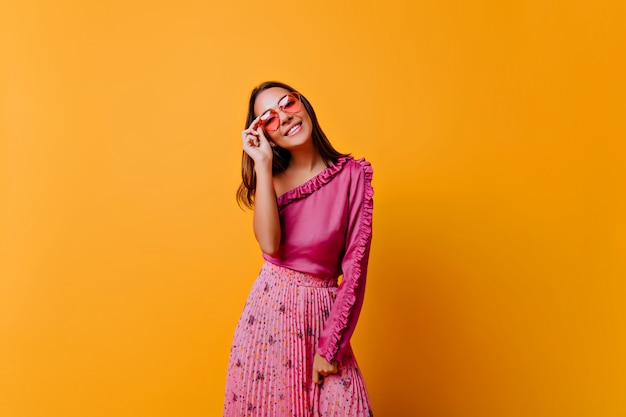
[285,122,302,137]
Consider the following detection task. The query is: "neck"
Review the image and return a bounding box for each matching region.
[287,144,324,173]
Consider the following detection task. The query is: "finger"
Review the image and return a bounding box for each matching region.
[242,130,259,141]
[242,133,259,147]
[319,366,337,377]
[247,115,262,131]
[321,365,337,376]
[255,126,269,142]
[312,369,322,385]
[255,129,273,148]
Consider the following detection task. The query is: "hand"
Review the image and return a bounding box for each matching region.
[242,119,273,167]
[312,352,338,385]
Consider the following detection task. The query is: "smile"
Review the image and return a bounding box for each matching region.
[286,122,302,136]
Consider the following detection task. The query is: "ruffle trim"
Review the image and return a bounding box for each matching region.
[276,156,353,208]
[318,158,374,362]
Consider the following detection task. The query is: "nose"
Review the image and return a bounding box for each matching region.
[278,109,293,125]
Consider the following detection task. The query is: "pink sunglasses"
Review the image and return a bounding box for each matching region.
[255,92,302,132]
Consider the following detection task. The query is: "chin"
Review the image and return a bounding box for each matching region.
[278,127,312,149]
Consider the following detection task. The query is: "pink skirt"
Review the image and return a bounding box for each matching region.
[223,262,373,417]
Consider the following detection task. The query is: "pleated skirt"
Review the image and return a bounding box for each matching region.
[223,262,373,417]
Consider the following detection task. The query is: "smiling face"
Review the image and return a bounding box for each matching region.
[253,87,313,150]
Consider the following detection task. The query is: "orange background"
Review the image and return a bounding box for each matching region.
[1,1,625,416]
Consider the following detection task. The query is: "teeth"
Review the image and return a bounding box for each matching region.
[287,123,301,135]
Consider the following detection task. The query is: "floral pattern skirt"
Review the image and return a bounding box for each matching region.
[223,262,373,417]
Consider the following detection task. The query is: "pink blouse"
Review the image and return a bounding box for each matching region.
[262,156,374,362]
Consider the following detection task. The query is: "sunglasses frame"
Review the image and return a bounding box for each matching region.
[255,92,302,132]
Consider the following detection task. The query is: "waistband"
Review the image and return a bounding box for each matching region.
[262,262,338,288]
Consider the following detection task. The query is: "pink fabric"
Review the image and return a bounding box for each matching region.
[223,263,373,417]
[263,156,374,362]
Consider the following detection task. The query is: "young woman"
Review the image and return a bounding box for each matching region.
[223,81,374,417]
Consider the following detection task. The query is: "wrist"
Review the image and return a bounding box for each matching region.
[254,161,273,176]
[315,350,331,363]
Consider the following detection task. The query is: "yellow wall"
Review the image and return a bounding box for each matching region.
[1,1,625,416]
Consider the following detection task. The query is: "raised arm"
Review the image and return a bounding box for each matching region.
[241,125,281,255]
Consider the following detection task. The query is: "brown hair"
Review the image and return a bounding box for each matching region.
[236,81,348,209]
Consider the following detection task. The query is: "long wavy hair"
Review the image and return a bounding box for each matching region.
[236,81,348,209]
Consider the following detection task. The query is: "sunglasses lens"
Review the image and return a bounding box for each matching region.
[256,93,301,132]
[279,93,301,113]
[259,110,279,131]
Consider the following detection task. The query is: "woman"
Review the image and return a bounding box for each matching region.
[223,81,374,417]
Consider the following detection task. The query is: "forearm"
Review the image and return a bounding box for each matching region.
[253,164,281,255]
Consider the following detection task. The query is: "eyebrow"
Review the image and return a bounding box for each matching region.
[260,93,290,116]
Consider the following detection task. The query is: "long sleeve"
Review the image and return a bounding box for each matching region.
[316,159,374,362]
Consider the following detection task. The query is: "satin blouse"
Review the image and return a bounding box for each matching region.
[263,156,374,362]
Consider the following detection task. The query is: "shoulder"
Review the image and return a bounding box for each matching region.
[342,157,373,180]
[336,157,374,202]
